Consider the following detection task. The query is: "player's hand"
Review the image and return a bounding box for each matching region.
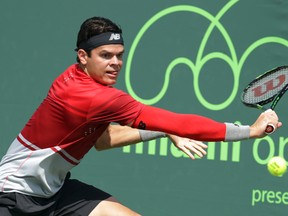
[168,134,208,160]
[250,109,282,138]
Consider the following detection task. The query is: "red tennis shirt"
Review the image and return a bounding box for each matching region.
[0,64,144,197]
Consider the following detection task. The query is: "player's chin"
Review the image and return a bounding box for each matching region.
[103,78,117,86]
[105,74,118,83]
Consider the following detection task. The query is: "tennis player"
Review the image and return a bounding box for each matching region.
[0,16,281,215]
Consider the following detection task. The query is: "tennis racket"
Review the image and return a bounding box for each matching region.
[241,65,288,134]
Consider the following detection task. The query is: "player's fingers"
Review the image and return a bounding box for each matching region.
[179,144,201,160]
[188,140,207,155]
[263,109,277,118]
[182,147,195,160]
[262,109,280,133]
[193,143,208,155]
[191,145,206,156]
[188,139,208,148]
[184,145,205,158]
[177,139,208,160]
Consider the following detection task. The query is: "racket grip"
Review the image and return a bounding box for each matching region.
[265,124,275,134]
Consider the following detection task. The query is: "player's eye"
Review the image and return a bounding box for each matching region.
[101,53,113,59]
[117,53,123,60]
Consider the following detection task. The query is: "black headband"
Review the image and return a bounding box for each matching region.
[75,32,124,51]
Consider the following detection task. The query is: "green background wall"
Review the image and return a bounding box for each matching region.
[0,0,287,215]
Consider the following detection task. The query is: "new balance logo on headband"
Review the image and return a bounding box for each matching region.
[109,33,121,41]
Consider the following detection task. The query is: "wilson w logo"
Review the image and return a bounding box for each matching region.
[252,74,286,97]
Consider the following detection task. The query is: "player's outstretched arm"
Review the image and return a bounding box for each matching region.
[131,105,282,141]
[94,124,208,157]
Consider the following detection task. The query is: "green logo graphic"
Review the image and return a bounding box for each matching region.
[125,0,288,110]
[123,1,287,164]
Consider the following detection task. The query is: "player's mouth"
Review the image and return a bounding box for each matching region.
[106,71,118,79]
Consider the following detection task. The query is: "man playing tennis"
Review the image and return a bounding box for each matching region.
[0,16,281,215]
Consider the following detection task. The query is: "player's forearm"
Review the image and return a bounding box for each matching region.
[95,124,168,150]
[94,125,141,150]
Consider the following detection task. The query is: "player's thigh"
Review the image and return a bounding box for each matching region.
[89,196,141,216]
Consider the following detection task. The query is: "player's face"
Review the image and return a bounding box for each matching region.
[79,44,124,86]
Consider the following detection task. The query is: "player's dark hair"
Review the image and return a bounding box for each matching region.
[76,17,122,62]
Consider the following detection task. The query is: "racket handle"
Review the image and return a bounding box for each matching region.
[265,124,275,134]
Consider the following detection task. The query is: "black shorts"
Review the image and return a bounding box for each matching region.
[0,174,111,216]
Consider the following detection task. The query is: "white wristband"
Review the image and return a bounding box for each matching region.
[224,123,250,141]
[139,130,167,141]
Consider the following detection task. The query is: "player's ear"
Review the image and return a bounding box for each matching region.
[77,49,88,65]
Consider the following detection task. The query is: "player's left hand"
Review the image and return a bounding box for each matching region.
[168,134,208,160]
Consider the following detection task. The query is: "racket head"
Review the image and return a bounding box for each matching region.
[241,65,288,110]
